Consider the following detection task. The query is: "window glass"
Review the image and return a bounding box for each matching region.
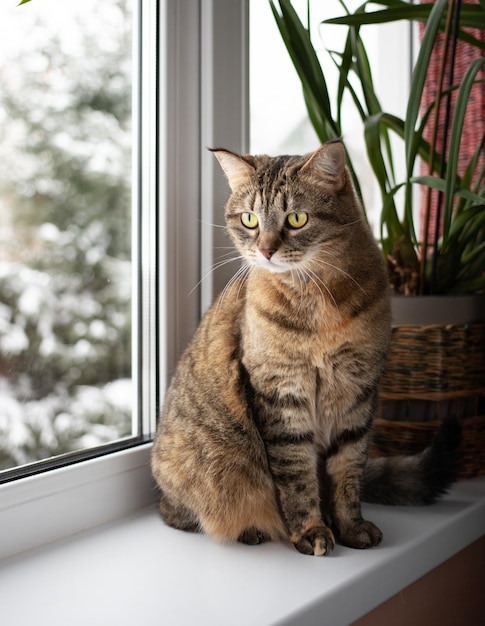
[0,0,135,471]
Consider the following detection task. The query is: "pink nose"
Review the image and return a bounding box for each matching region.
[260,249,276,260]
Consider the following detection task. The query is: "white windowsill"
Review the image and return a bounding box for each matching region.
[0,444,155,560]
[1,474,484,626]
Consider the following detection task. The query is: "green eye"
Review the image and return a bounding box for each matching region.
[241,212,258,229]
[287,212,308,229]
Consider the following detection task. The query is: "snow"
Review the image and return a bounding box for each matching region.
[38,222,61,242]
[88,319,108,340]
[0,325,29,355]
[18,285,45,316]
[0,0,134,472]
[103,379,132,413]
[0,251,133,469]
[0,377,133,469]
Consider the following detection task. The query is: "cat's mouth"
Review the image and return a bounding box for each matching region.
[255,251,296,274]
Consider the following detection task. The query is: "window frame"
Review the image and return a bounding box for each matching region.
[0,0,248,560]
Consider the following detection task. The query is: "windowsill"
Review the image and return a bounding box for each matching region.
[1,475,484,625]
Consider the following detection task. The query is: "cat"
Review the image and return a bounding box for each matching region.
[151,140,460,556]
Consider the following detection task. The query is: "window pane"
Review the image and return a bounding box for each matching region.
[0,0,135,471]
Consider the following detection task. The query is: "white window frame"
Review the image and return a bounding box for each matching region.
[0,0,248,561]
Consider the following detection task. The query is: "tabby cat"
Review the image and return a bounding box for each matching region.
[151,141,459,556]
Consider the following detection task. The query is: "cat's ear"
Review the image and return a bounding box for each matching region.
[300,141,346,191]
[211,149,254,192]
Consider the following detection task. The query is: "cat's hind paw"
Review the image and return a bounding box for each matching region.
[237,527,271,545]
[292,525,335,556]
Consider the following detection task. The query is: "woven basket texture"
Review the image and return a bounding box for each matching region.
[374,321,485,479]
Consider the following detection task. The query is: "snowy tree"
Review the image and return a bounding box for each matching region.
[0,0,133,470]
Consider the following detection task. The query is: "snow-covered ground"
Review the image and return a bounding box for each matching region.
[0,376,132,469]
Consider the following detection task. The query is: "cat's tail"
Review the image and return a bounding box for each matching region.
[362,416,462,506]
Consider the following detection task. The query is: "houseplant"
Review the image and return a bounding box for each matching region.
[271,0,485,477]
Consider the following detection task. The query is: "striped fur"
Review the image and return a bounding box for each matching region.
[151,141,459,556]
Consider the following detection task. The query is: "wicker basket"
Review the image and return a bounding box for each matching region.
[373,320,485,479]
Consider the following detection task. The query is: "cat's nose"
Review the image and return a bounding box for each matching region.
[260,249,276,260]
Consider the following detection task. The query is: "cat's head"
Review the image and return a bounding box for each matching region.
[212,141,365,275]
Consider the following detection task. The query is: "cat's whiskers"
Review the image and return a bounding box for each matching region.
[198,219,229,230]
[340,218,364,227]
[234,264,252,301]
[297,268,319,314]
[213,248,241,261]
[189,254,245,296]
[310,255,367,294]
[291,267,307,314]
[216,262,251,312]
[299,264,339,312]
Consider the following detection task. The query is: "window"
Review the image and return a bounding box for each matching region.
[0,0,248,558]
[0,0,148,480]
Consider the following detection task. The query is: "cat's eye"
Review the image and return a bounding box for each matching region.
[287,212,308,229]
[241,212,259,229]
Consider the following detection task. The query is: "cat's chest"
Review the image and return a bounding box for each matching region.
[312,324,362,396]
[244,301,358,369]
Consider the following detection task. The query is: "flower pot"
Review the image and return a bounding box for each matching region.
[372,294,485,479]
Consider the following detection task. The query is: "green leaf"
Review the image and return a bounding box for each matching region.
[379,184,407,255]
[447,205,485,240]
[404,0,448,170]
[323,3,485,33]
[364,115,393,192]
[462,241,485,266]
[270,0,339,138]
[333,29,354,128]
[328,48,366,121]
[411,175,485,207]
[323,5,433,27]
[458,209,485,242]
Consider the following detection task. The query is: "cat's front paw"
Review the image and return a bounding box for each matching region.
[292,525,335,556]
[337,519,382,549]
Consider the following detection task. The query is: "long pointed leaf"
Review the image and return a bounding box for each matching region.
[405,0,448,169]
[270,0,339,137]
[411,175,485,206]
[323,4,485,34]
